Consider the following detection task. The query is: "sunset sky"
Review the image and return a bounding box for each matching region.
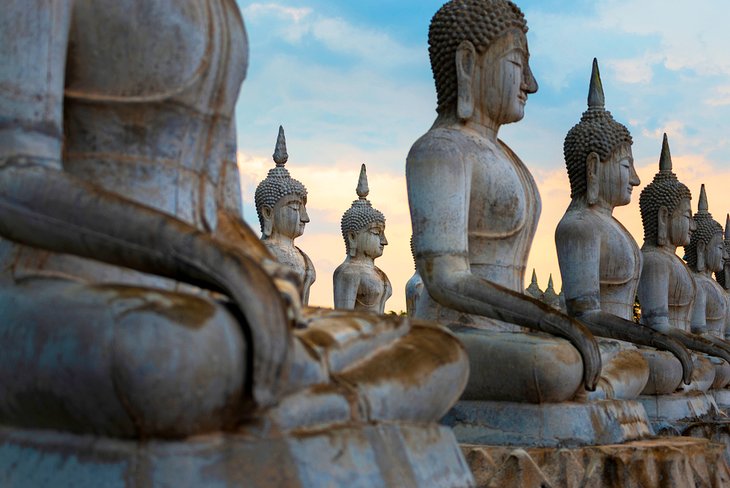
[234,0,730,312]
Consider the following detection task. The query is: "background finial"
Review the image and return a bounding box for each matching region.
[273,125,288,167]
[588,58,605,109]
[725,214,730,240]
[356,164,369,199]
[698,184,708,213]
[547,274,554,290]
[659,133,672,172]
[531,269,538,285]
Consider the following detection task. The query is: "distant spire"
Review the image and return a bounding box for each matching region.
[546,274,555,292]
[531,269,538,286]
[725,214,730,240]
[659,133,672,172]
[356,164,369,199]
[525,268,543,298]
[698,184,708,214]
[588,58,605,109]
[273,125,288,167]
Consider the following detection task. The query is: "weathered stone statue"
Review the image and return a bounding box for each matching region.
[716,214,730,342]
[333,164,392,313]
[636,137,730,432]
[405,236,425,316]
[255,126,316,305]
[0,2,473,486]
[686,185,730,389]
[555,60,693,401]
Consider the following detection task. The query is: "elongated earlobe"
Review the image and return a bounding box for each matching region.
[348,231,357,258]
[586,152,599,206]
[262,206,273,238]
[657,206,668,247]
[455,41,476,122]
[697,240,706,272]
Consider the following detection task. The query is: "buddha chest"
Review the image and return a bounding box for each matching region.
[467,136,540,291]
[667,255,696,330]
[356,267,392,313]
[599,216,641,320]
[697,274,727,336]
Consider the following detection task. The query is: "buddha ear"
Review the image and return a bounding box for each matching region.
[455,40,477,122]
[697,240,706,272]
[586,152,600,206]
[261,205,274,238]
[657,206,669,247]
[347,231,357,258]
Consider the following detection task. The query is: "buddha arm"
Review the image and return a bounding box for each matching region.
[0,3,292,407]
[690,279,708,334]
[556,216,692,383]
[333,266,359,310]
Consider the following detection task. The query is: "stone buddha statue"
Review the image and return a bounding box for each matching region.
[255,126,316,305]
[0,2,473,485]
[405,236,425,316]
[637,138,730,399]
[715,215,730,342]
[556,60,693,401]
[686,185,730,389]
[333,164,392,313]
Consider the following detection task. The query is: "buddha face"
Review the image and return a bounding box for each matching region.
[351,221,387,259]
[598,144,640,208]
[479,30,538,126]
[706,233,726,273]
[724,240,730,288]
[668,198,694,247]
[267,194,309,240]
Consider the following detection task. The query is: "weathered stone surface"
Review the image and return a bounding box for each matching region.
[463,437,730,487]
[443,400,652,448]
[0,423,474,488]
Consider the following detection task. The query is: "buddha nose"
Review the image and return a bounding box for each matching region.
[523,63,538,94]
[300,205,310,223]
[629,164,640,186]
[690,218,697,233]
[381,232,388,246]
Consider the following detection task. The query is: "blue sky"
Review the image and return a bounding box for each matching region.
[234,1,730,311]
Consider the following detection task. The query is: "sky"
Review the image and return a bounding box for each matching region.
[234,0,730,312]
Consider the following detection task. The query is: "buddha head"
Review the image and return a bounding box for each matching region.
[428,0,538,125]
[564,59,637,207]
[254,126,309,241]
[685,185,725,273]
[639,135,693,248]
[340,164,387,259]
[715,215,730,289]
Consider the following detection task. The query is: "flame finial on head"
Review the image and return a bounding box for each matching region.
[273,125,288,167]
[659,133,672,172]
[698,184,709,214]
[531,269,538,286]
[725,214,730,240]
[588,58,605,109]
[356,164,369,200]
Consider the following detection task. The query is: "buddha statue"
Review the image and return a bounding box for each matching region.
[407,0,605,410]
[255,126,316,305]
[556,60,693,401]
[333,164,392,313]
[716,214,730,341]
[637,138,730,401]
[405,236,425,316]
[0,2,473,485]
[686,185,730,389]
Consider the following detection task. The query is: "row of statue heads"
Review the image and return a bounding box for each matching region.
[254,126,391,313]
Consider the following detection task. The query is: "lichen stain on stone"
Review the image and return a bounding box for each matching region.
[94,284,216,329]
[337,326,463,389]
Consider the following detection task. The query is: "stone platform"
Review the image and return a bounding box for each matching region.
[638,392,716,435]
[442,399,652,447]
[0,423,474,487]
[463,437,730,487]
[714,389,730,411]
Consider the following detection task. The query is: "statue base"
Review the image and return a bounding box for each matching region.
[638,391,716,435]
[713,389,730,412]
[0,423,474,487]
[462,437,730,487]
[442,399,652,448]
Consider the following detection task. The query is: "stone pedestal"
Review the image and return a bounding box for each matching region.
[0,423,474,487]
[714,389,730,411]
[638,392,716,435]
[462,437,730,487]
[442,400,652,448]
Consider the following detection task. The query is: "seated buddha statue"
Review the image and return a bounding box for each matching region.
[333,164,392,313]
[255,126,316,305]
[686,185,730,389]
[0,1,471,478]
[556,60,692,400]
[407,0,602,404]
[715,214,730,342]
[637,138,730,396]
[405,236,425,316]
